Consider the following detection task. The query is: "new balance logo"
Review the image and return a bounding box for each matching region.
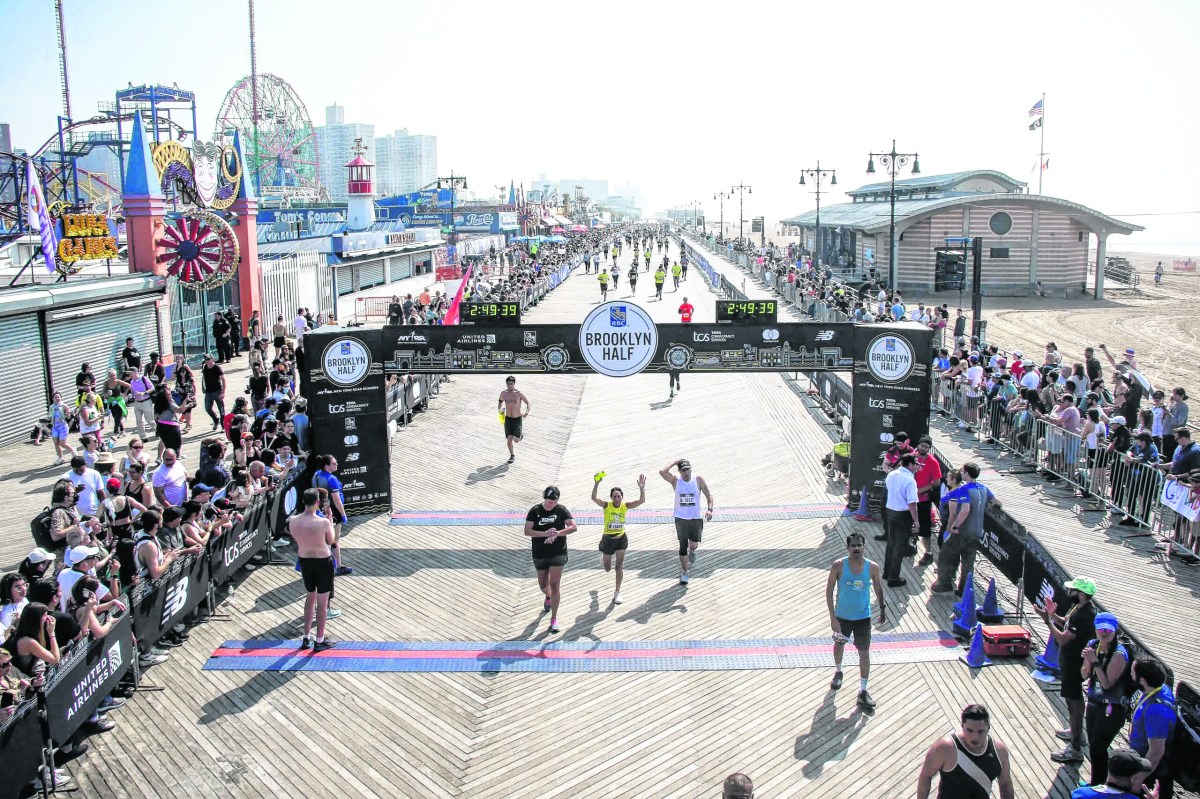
[161,576,190,625]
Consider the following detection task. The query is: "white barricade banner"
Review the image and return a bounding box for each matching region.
[1160,478,1200,521]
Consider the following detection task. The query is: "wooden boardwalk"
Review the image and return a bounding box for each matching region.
[42,242,1100,798]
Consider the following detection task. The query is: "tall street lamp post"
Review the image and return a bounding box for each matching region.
[437,171,469,265]
[866,141,919,290]
[713,190,730,241]
[730,182,752,246]
[798,162,836,268]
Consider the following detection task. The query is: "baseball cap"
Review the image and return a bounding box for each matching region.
[1110,415,1127,425]
[1124,347,1136,356]
[1108,748,1151,778]
[203,352,215,361]
[543,485,560,500]
[68,545,100,563]
[106,477,122,493]
[1013,350,1023,357]
[163,506,186,523]
[1094,612,1119,633]
[26,547,55,564]
[677,459,692,470]
[1064,577,1097,596]
[192,483,214,494]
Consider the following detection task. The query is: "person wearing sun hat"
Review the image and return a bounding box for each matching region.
[1039,576,1097,764]
[1080,611,1135,786]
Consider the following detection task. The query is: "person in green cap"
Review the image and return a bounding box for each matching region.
[1038,576,1097,764]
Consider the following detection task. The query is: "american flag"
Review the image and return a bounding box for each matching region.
[1028,99,1043,117]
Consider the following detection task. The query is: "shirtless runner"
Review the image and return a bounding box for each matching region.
[290,488,337,651]
[498,375,530,464]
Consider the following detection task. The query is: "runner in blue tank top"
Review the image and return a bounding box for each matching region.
[825,532,885,710]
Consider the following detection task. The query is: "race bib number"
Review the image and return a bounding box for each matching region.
[679,493,696,507]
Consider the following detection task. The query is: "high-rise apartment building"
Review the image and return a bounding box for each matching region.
[375,129,438,197]
[315,106,374,202]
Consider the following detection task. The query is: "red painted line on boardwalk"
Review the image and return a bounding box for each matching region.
[211,637,958,661]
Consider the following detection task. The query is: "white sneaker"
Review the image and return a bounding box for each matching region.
[957,421,970,430]
[34,768,72,789]
[679,573,690,585]
[52,457,64,466]
[613,592,623,605]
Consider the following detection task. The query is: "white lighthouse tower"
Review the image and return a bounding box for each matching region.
[345,137,376,231]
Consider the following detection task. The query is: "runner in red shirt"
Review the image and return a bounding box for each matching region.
[677,297,695,324]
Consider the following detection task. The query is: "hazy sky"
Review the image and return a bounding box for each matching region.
[2,0,1197,254]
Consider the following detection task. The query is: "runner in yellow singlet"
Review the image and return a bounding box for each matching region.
[591,473,647,605]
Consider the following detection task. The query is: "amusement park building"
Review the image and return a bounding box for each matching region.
[781,170,1143,299]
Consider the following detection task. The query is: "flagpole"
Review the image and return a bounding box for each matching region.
[1038,92,1046,195]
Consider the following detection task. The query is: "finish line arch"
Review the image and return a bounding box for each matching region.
[299,302,933,516]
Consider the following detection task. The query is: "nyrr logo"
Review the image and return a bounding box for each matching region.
[161,576,190,625]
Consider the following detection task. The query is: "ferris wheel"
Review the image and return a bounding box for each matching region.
[214,73,323,201]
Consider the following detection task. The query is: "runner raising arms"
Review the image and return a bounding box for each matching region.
[659,459,713,584]
[524,486,577,634]
[498,376,530,464]
[591,473,647,605]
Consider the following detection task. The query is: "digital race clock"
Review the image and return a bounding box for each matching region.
[460,302,522,325]
[716,299,778,324]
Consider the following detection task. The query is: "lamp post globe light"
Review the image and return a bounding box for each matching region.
[437,172,469,265]
[866,140,919,290]
[798,162,836,269]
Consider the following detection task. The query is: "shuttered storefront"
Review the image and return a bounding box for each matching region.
[356,261,385,291]
[335,264,355,296]
[0,314,49,446]
[46,296,161,396]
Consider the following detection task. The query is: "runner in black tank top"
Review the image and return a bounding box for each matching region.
[917,704,1014,799]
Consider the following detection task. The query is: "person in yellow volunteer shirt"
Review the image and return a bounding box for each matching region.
[591,472,647,605]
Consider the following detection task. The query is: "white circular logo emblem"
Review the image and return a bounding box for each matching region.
[865,334,915,384]
[321,337,372,387]
[578,301,658,378]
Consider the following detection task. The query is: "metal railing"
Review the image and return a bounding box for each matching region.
[935,377,1178,531]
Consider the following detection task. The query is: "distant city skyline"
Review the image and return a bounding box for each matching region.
[0,1,1197,254]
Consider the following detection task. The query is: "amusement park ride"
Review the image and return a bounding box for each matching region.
[0,0,325,278]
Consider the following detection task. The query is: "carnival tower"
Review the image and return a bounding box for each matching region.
[345,138,375,231]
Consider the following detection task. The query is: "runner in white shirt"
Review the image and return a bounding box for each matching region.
[659,458,714,585]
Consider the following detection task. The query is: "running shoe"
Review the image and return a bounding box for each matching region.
[543,596,551,612]
[139,653,168,666]
[33,768,73,790]
[507,456,514,464]
[857,690,876,710]
[98,697,126,712]
[549,619,560,633]
[89,716,117,732]
[688,549,696,566]
[830,671,844,690]
[299,637,313,650]
[335,565,354,576]
[613,592,623,605]
[325,608,343,619]
[1054,728,1073,741]
[313,638,336,653]
[679,572,690,585]
[1050,746,1084,763]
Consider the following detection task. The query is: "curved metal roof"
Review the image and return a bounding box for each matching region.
[850,169,1026,197]
[782,193,1144,236]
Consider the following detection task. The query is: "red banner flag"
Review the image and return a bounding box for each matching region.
[443,264,474,325]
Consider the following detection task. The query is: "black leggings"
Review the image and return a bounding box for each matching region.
[1085,702,1128,786]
